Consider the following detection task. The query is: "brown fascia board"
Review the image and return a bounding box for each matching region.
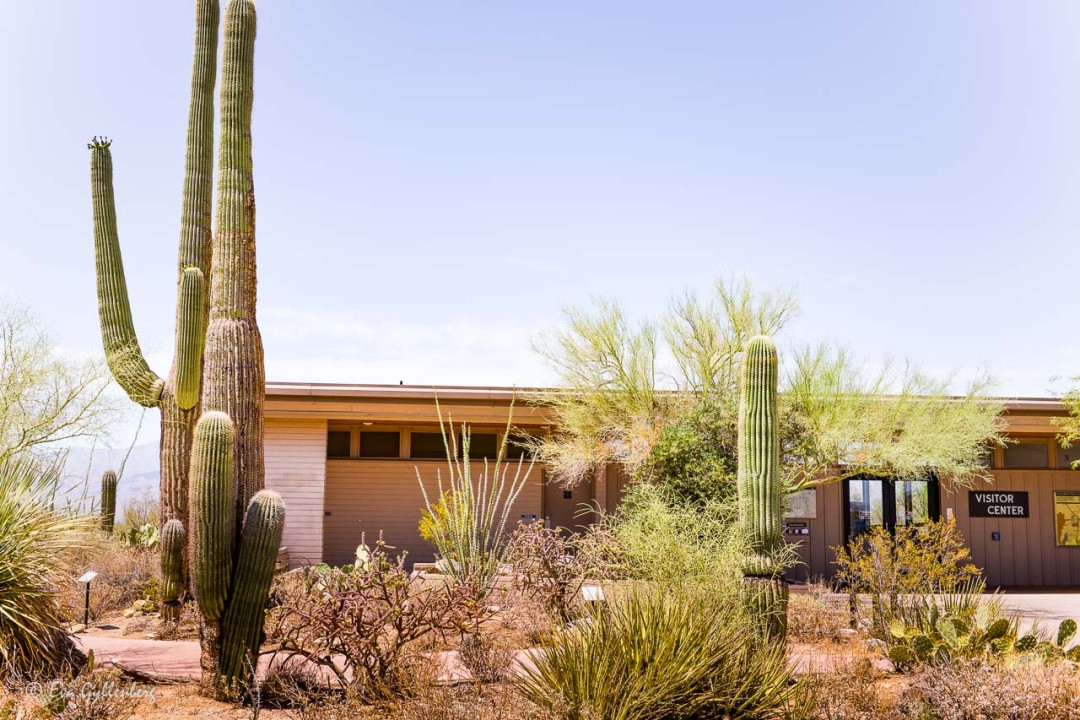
[266,382,1066,412]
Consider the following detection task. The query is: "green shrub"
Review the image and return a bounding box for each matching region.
[833,519,981,640]
[518,585,803,720]
[580,482,749,597]
[636,397,737,506]
[0,457,94,680]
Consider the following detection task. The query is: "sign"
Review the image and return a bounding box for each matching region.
[968,491,1029,518]
[1054,491,1080,547]
[784,489,817,519]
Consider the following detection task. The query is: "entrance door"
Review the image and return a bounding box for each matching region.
[843,477,939,544]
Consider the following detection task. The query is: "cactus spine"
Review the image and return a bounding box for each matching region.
[100,469,118,533]
[89,0,220,595]
[737,335,788,644]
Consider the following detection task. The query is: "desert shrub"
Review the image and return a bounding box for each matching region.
[459,632,516,684]
[267,541,486,701]
[910,660,1080,720]
[505,521,588,624]
[117,523,159,550]
[833,519,981,640]
[0,457,94,680]
[518,585,804,720]
[35,668,145,720]
[59,539,159,623]
[579,482,748,596]
[114,492,159,536]
[797,659,897,720]
[787,583,850,644]
[393,684,545,720]
[417,412,533,590]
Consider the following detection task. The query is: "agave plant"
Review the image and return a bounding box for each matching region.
[0,456,96,679]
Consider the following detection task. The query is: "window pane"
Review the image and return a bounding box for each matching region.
[848,479,883,542]
[327,431,351,458]
[1058,445,1080,470]
[468,433,499,460]
[895,480,929,527]
[1003,442,1049,469]
[411,432,449,459]
[359,431,400,458]
[506,433,537,461]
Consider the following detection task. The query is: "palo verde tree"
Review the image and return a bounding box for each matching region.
[89,0,219,592]
[90,0,277,696]
[531,277,1006,500]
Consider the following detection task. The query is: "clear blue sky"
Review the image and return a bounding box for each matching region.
[3,2,1079,442]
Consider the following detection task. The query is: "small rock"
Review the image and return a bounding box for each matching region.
[839,628,858,639]
[70,624,86,634]
[145,632,157,639]
[865,638,886,651]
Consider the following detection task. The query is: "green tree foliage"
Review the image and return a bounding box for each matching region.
[531,277,1006,495]
[0,306,118,463]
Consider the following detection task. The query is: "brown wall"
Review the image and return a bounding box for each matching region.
[784,482,845,583]
[945,470,1080,588]
[265,418,327,566]
[322,459,544,567]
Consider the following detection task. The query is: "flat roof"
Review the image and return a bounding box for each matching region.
[264,381,1067,412]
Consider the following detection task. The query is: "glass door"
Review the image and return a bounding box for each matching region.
[844,477,938,544]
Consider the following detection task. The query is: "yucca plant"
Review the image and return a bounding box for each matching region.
[0,456,96,680]
[416,401,533,591]
[518,585,803,720]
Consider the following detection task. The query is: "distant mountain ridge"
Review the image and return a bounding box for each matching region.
[62,442,159,513]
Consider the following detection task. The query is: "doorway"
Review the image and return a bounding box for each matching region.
[842,477,940,544]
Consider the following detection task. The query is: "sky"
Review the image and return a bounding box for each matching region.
[2,1,1080,444]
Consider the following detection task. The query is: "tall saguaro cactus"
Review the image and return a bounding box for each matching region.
[91,0,276,695]
[89,0,220,592]
[737,335,788,644]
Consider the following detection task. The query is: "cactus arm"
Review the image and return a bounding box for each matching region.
[88,140,164,408]
[190,411,236,621]
[100,469,117,533]
[174,267,206,410]
[161,519,186,604]
[169,0,219,412]
[219,489,285,683]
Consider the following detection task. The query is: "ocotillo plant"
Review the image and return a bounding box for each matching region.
[88,0,220,591]
[100,469,117,533]
[737,335,788,644]
[190,412,283,696]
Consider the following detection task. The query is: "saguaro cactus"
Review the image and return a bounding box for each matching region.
[88,0,220,592]
[737,335,788,643]
[100,469,118,533]
[190,415,283,696]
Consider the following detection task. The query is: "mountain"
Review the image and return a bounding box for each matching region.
[62,442,160,513]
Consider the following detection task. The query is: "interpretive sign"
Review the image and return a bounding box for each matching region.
[1054,491,1080,547]
[968,491,1029,518]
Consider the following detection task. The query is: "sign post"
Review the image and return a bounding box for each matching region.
[76,570,99,626]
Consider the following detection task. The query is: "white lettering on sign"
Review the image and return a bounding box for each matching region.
[974,493,1016,504]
